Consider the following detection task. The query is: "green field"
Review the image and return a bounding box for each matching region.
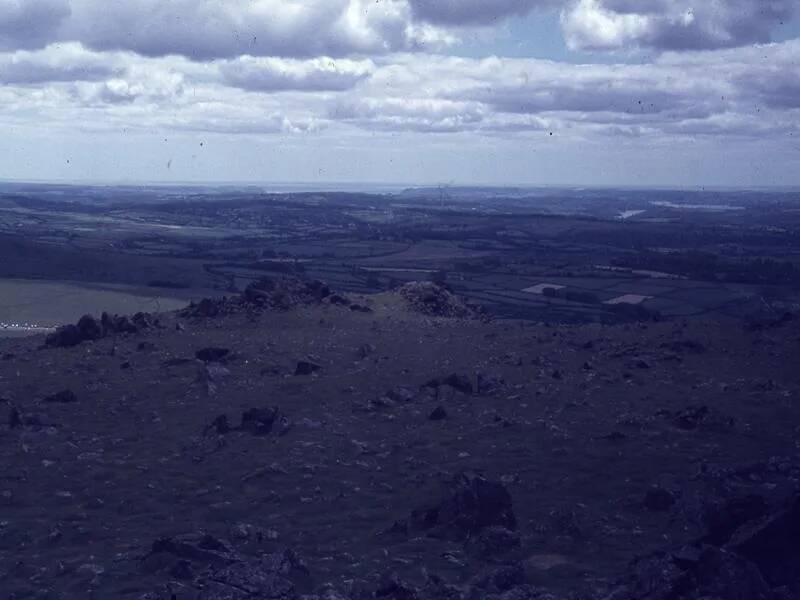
[0,278,191,337]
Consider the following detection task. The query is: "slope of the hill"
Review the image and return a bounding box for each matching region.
[1,281,799,599]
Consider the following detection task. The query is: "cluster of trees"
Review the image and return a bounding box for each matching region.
[147,280,190,289]
[542,286,600,304]
[541,284,660,321]
[245,260,305,274]
[609,302,661,321]
[614,251,800,285]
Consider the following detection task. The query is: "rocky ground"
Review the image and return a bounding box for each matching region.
[1,280,799,599]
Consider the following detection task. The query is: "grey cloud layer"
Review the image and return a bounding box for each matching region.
[0,0,792,60]
[1,40,797,142]
[0,0,70,51]
[0,43,119,84]
[221,57,374,92]
[408,0,558,25]
[333,47,800,137]
[0,0,452,59]
[0,1,796,147]
[562,0,796,51]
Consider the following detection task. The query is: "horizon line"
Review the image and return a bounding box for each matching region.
[1,177,799,195]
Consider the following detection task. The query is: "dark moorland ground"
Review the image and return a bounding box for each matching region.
[1,279,799,599]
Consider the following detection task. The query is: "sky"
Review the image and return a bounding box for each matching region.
[1,0,799,188]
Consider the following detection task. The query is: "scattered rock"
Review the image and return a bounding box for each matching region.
[169,559,194,580]
[241,462,289,482]
[181,278,333,319]
[643,486,676,511]
[196,347,231,362]
[702,494,769,545]
[549,507,584,539]
[671,405,735,432]
[411,472,517,541]
[77,314,103,340]
[44,324,83,348]
[45,311,154,348]
[295,361,322,376]
[602,546,772,600]
[488,584,565,600]
[355,344,375,360]
[398,281,481,319]
[430,406,447,421]
[601,431,628,442]
[277,415,294,437]
[183,297,223,318]
[386,386,418,403]
[478,374,507,396]
[243,277,331,310]
[375,572,420,600]
[423,373,473,395]
[327,294,351,306]
[660,339,706,354]
[196,558,296,600]
[241,407,279,435]
[163,357,194,367]
[352,397,395,413]
[465,526,522,559]
[102,312,138,335]
[141,532,237,574]
[143,546,307,600]
[7,404,22,429]
[673,405,711,430]
[349,304,372,313]
[470,562,526,594]
[727,495,800,588]
[378,519,410,538]
[524,554,573,574]
[197,363,231,394]
[204,414,231,436]
[42,389,77,404]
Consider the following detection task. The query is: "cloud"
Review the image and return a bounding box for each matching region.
[220,56,373,92]
[0,0,70,51]
[0,42,119,84]
[1,38,798,145]
[451,58,724,125]
[407,0,557,25]
[0,0,455,59]
[171,112,322,135]
[339,43,800,139]
[562,0,796,52]
[331,96,488,132]
[1,0,794,63]
[87,67,186,105]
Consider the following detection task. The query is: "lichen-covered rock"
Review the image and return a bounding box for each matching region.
[465,526,522,559]
[45,311,155,348]
[398,282,481,319]
[411,473,517,541]
[600,546,773,600]
[728,495,800,588]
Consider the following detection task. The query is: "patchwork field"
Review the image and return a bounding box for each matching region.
[0,183,799,331]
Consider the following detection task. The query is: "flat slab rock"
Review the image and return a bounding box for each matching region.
[196,561,296,600]
[142,548,309,600]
